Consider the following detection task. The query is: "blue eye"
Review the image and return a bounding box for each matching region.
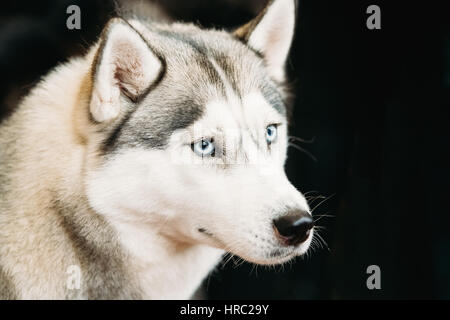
[265,124,277,144]
[191,138,215,157]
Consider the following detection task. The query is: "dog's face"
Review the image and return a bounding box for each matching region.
[85,0,313,265]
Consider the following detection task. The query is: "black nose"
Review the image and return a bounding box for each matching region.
[273,211,314,246]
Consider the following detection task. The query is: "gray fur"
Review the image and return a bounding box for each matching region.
[0,266,16,299]
[53,199,143,299]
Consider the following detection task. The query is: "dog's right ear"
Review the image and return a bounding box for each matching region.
[89,18,164,123]
[234,0,296,83]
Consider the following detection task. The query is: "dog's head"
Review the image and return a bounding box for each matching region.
[84,0,313,265]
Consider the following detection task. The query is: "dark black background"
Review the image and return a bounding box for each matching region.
[0,0,449,299]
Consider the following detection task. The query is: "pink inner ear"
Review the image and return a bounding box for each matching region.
[112,41,146,100]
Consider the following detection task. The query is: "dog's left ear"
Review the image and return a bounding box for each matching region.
[234,0,296,82]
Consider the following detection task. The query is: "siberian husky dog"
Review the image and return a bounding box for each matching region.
[0,0,314,299]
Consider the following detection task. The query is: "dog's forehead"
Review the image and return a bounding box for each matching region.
[138,21,286,107]
[198,92,286,133]
[148,25,287,121]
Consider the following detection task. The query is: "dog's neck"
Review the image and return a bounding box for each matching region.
[107,217,224,299]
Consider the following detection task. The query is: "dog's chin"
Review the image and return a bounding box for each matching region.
[252,251,298,266]
[226,233,314,266]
